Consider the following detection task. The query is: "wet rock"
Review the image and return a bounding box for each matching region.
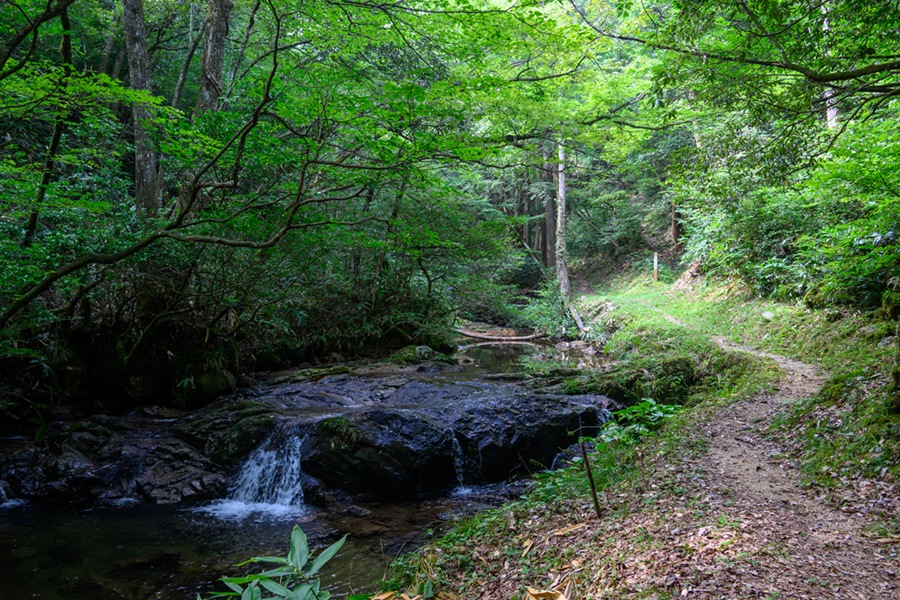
[173,400,277,465]
[343,504,372,517]
[134,405,188,419]
[1,368,616,505]
[290,376,615,500]
[304,410,456,499]
[191,369,237,407]
[300,473,352,507]
[390,345,452,365]
[267,365,355,385]
[879,336,898,348]
[0,398,274,505]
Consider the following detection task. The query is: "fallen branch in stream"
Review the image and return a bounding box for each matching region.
[457,341,545,350]
[454,329,546,341]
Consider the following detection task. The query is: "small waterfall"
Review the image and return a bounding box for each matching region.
[449,432,467,488]
[228,433,306,506]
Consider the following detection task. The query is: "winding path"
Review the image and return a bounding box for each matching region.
[665,312,899,598]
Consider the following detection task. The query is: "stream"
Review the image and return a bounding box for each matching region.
[0,337,608,600]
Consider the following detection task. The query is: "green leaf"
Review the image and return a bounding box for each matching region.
[301,535,346,577]
[257,567,297,578]
[236,557,287,566]
[287,526,309,571]
[241,584,262,600]
[292,582,314,600]
[259,579,294,599]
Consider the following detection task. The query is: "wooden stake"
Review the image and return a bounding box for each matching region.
[580,440,603,520]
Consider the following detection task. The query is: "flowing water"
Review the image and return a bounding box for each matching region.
[0,336,602,600]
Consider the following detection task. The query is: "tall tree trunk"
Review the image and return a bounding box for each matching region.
[122,0,161,214]
[112,45,126,81]
[555,143,570,298]
[542,149,556,269]
[522,171,530,251]
[99,30,116,75]
[176,0,233,215]
[224,0,261,101]
[373,182,407,302]
[194,0,233,118]
[821,3,839,128]
[671,201,683,249]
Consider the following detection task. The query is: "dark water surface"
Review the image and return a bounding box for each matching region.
[0,493,490,600]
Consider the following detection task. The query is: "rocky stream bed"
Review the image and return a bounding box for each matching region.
[0,341,613,599]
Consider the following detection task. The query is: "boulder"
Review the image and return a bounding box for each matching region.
[0,398,276,504]
[0,370,616,505]
[286,376,615,499]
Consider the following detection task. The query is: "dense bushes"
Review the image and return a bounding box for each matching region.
[676,114,900,309]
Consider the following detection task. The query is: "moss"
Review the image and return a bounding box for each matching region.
[174,400,277,464]
[268,365,355,385]
[320,416,359,447]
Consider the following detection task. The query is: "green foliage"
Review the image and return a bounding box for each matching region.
[320,417,359,447]
[527,441,630,504]
[513,278,577,338]
[205,526,346,600]
[599,398,681,444]
[675,112,900,307]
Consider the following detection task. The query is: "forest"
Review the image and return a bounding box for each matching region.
[1,1,899,598]
[1,0,898,413]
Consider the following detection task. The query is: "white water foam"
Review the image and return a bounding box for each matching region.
[192,498,308,520]
[194,431,311,520]
[0,498,26,509]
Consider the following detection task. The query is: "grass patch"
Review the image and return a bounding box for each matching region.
[383,284,777,598]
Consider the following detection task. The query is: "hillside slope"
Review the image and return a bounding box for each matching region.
[387,280,900,599]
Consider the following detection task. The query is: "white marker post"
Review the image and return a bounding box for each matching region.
[653,252,658,282]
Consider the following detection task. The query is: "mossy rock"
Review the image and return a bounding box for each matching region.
[268,365,356,385]
[557,354,705,406]
[187,369,236,407]
[389,345,454,365]
[174,400,277,465]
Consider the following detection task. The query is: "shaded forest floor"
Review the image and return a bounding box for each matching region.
[386,277,900,600]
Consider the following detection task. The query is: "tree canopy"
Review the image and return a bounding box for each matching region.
[1,0,898,411]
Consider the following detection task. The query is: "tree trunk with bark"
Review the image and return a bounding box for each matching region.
[556,143,570,298]
[122,0,162,215]
[24,8,72,245]
[542,149,556,269]
[194,0,233,118]
[172,22,205,109]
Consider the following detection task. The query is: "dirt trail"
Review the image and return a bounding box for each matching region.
[664,313,899,598]
[571,274,595,297]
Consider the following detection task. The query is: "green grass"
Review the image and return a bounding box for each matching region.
[382,276,900,598]
[602,278,900,489]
